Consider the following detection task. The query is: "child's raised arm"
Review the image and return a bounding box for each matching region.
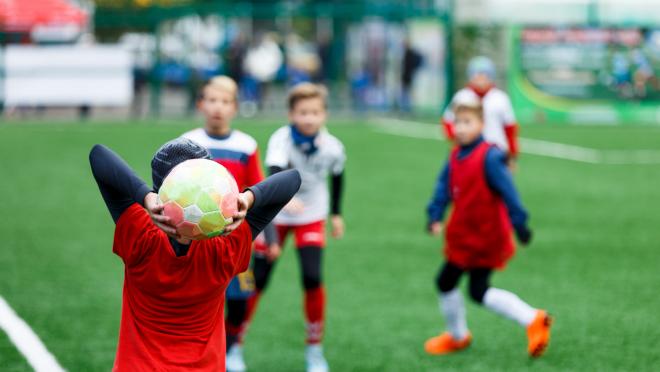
[244,169,301,240]
[89,144,152,223]
[89,144,177,236]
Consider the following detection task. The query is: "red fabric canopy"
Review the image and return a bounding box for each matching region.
[0,0,88,32]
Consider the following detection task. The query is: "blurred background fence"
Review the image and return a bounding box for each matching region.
[1,0,659,124]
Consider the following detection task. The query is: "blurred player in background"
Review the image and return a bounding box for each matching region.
[180,76,280,372]
[426,97,552,358]
[442,56,520,169]
[240,83,346,372]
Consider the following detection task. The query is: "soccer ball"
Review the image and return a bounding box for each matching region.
[158,159,239,240]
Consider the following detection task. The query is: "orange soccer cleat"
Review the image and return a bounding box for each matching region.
[424,332,472,355]
[527,310,553,358]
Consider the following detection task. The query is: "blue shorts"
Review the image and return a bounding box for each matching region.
[226,269,255,300]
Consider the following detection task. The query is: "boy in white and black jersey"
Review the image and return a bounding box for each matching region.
[240,83,346,372]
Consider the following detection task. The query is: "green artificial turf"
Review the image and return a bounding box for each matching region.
[1,120,659,371]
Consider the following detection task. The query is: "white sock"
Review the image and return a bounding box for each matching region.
[440,289,469,339]
[306,344,323,353]
[483,288,537,327]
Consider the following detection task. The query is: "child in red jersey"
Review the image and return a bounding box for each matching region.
[425,97,552,358]
[89,138,300,371]
[181,76,280,371]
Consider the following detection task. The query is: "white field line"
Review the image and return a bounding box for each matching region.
[369,117,660,165]
[0,295,66,372]
[518,138,600,163]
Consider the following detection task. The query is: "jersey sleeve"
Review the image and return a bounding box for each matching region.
[217,221,253,278]
[246,148,266,187]
[441,95,457,140]
[484,147,528,227]
[113,203,157,266]
[442,105,455,124]
[330,140,346,176]
[500,94,517,126]
[427,161,451,224]
[265,129,290,169]
[504,125,519,157]
[499,94,519,156]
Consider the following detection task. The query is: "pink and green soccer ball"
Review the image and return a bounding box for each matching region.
[158,159,239,240]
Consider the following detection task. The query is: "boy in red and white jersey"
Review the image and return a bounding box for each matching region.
[442,56,520,168]
[242,82,346,372]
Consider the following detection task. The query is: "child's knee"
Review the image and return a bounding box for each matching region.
[253,257,272,291]
[298,246,323,290]
[436,271,457,293]
[302,272,322,290]
[468,285,487,303]
[468,268,492,303]
[435,262,463,293]
[468,279,489,303]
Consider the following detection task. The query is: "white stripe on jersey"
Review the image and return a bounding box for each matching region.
[181,128,258,155]
[266,126,346,225]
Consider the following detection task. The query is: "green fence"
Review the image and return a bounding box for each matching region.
[94,1,453,117]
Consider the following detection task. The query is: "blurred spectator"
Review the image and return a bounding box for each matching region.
[242,33,283,112]
[400,40,423,113]
[611,51,632,98]
[226,33,247,84]
[631,48,658,98]
[350,69,371,113]
[131,66,148,118]
[286,34,321,86]
[317,33,332,82]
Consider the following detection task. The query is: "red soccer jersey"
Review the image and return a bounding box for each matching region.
[112,204,252,371]
[182,128,265,190]
[445,141,515,269]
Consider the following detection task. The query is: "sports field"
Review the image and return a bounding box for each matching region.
[1,119,659,371]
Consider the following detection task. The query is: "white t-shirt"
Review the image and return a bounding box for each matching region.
[443,87,516,152]
[265,126,346,226]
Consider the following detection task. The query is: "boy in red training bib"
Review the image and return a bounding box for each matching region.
[425,97,552,358]
[89,138,300,371]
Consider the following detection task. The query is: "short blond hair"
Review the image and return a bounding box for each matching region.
[288,82,328,111]
[201,75,238,102]
[452,97,483,119]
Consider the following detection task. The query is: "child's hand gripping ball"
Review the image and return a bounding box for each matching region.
[158,159,240,240]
